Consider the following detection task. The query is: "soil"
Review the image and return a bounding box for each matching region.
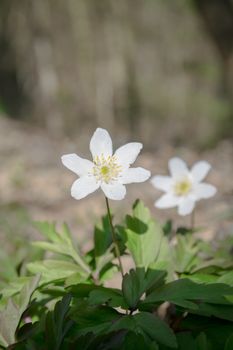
[0,116,233,252]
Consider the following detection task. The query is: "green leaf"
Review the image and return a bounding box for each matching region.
[218,271,233,286]
[122,268,166,310]
[143,279,233,305]
[176,332,198,350]
[124,200,165,269]
[122,331,158,350]
[135,312,177,348]
[94,215,112,264]
[45,294,73,350]
[70,300,121,336]
[88,287,126,309]
[225,333,233,350]
[181,273,218,284]
[0,275,40,347]
[174,234,200,273]
[33,222,91,274]
[195,332,209,350]
[110,312,177,348]
[193,303,233,322]
[27,260,87,284]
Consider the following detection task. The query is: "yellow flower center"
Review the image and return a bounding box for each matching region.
[174,178,192,196]
[92,154,122,184]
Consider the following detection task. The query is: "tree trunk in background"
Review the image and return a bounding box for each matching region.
[0,0,139,136]
[0,0,232,145]
[193,0,233,136]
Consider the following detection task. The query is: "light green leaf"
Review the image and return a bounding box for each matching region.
[124,200,165,269]
[27,260,87,284]
[0,275,40,347]
[174,234,200,273]
[33,222,91,275]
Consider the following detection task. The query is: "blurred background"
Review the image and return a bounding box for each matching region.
[0,0,233,253]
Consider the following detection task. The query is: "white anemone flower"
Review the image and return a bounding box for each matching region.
[151,157,217,216]
[61,128,151,201]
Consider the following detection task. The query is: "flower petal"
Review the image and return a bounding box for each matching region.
[151,175,173,192]
[120,167,151,184]
[168,157,189,178]
[155,193,179,209]
[194,183,217,200]
[191,161,211,182]
[71,176,100,200]
[178,198,195,216]
[90,128,113,158]
[61,154,93,176]
[114,142,142,168]
[101,183,126,200]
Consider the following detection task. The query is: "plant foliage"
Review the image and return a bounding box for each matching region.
[0,200,233,349]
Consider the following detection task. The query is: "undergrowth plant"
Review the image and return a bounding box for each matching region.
[0,128,232,350]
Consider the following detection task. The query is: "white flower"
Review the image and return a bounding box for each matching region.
[61,128,151,201]
[151,157,217,216]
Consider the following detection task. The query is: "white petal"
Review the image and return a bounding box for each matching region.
[90,128,113,158]
[194,183,217,200]
[178,198,195,216]
[155,193,179,209]
[151,175,173,192]
[191,161,211,182]
[101,183,126,200]
[71,176,100,200]
[168,157,189,178]
[61,154,93,176]
[120,167,151,184]
[114,142,142,168]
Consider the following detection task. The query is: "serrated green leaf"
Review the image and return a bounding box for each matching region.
[33,222,91,274]
[45,294,73,350]
[110,312,177,348]
[94,215,112,263]
[88,287,126,308]
[143,279,233,306]
[174,234,200,273]
[124,200,165,269]
[122,268,166,310]
[27,260,87,284]
[70,300,121,336]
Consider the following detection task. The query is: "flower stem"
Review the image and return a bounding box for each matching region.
[190,209,195,230]
[105,197,124,278]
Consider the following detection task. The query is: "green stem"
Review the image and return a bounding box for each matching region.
[105,197,124,278]
[190,209,195,230]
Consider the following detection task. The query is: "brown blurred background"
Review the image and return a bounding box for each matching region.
[0,0,233,250]
[1,0,233,145]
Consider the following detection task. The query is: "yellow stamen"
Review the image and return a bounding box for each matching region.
[174,178,192,196]
[92,154,122,184]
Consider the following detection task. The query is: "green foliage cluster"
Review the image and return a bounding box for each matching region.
[0,201,233,349]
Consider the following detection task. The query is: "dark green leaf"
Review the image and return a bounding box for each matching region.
[110,312,177,348]
[225,333,233,350]
[144,279,233,305]
[45,294,73,350]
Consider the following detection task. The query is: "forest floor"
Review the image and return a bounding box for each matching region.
[0,116,233,256]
